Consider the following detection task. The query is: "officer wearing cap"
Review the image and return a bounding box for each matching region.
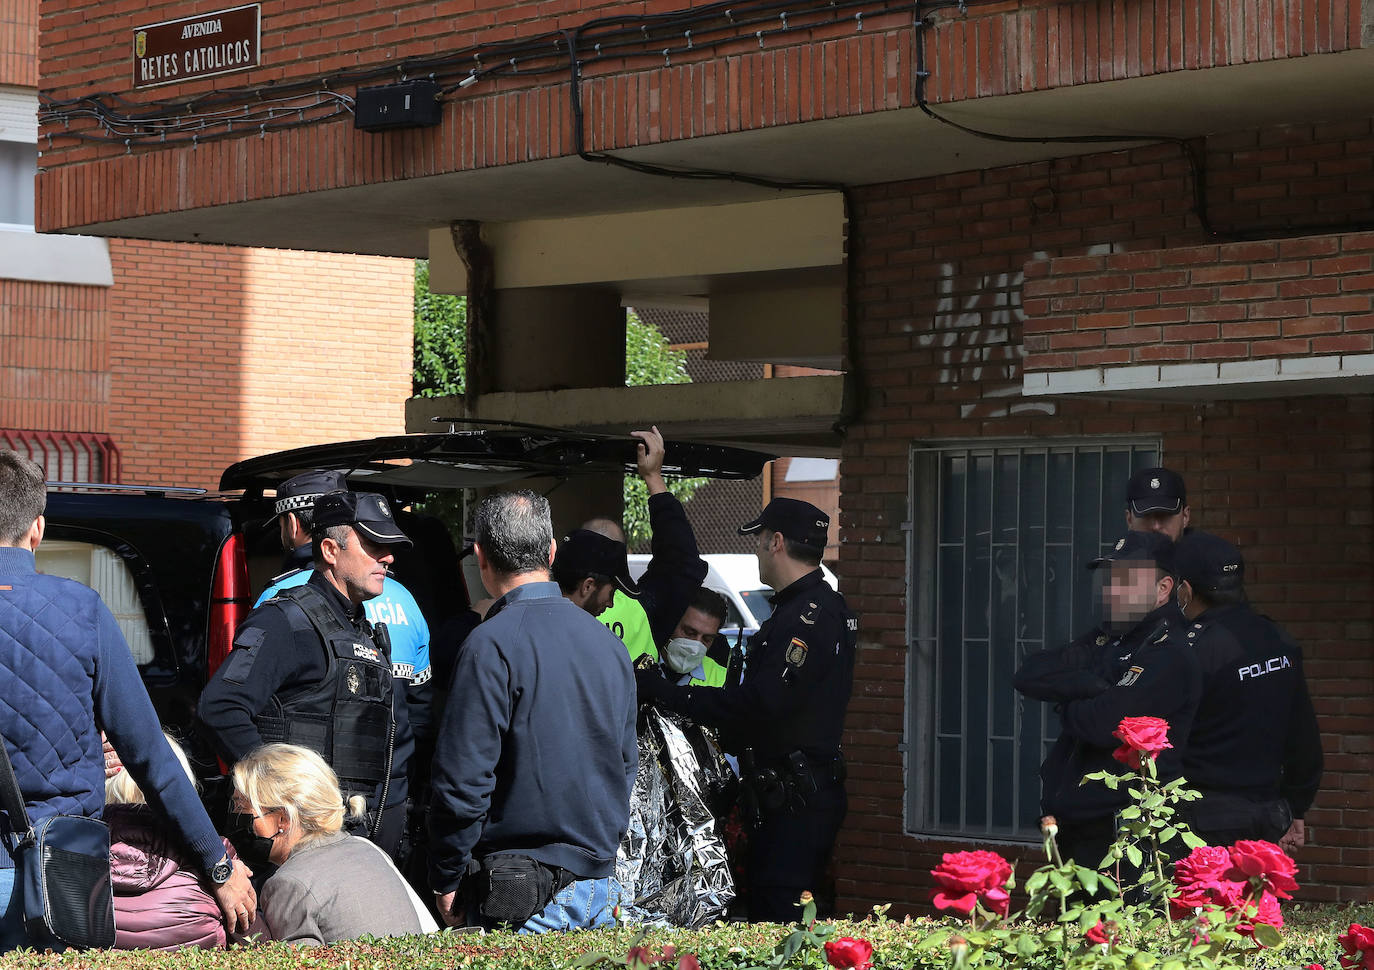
[1171,532,1322,850]
[199,491,414,854]
[267,469,349,575]
[1125,466,1191,542]
[552,529,642,617]
[1015,531,1199,869]
[636,497,856,921]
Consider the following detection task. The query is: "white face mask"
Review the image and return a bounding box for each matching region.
[663,637,709,675]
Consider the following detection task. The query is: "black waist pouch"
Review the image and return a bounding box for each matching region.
[1188,793,1292,842]
[471,854,560,927]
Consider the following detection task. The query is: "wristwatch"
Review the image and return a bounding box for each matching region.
[209,854,234,885]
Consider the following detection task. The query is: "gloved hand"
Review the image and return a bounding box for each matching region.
[635,662,672,706]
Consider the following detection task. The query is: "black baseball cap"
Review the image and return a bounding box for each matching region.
[1127,467,1187,516]
[1088,530,1174,573]
[738,498,830,552]
[554,529,640,598]
[312,491,411,547]
[1173,532,1244,594]
[273,469,348,517]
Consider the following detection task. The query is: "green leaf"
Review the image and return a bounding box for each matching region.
[1076,866,1100,896]
[1253,923,1283,948]
[1101,775,1121,790]
[1015,934,1039,958]
[913,930,952,951]
[1125,845,1143,868]
[1158,826,1177,843]
[1025,870,1049,896]
[1119,807,1141,820]
[1181,831,1206,849]
[1049,871,1073,896]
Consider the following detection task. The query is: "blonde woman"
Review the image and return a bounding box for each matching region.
[228,744,436,945]
[105,734,236,951]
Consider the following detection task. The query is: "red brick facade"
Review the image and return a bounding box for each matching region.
[1,241,414,488]
[835,120,1373,911]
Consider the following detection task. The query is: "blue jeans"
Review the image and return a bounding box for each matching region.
[0,866,27,953]
[519,876,623,933]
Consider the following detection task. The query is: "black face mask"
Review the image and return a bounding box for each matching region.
[227,812,278,869]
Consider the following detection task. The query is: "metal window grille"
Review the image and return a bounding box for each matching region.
[0,430,120,484]
[906,438,1160,841]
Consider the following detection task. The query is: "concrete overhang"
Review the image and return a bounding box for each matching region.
[405,375,848,456]
[51,47,1374,256]
[1023,354,1374,400]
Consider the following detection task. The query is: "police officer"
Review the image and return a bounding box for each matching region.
[552,528,642,617]
[198,491,413,856]
[595,426,708,662]
[636,498,856,921]
[1014,531,1199,869]
[1125,466,1191,542]
[1172,532,1323,849]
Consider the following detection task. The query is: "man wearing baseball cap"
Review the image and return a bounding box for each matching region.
[199,491,415,855]
[1124,466,1191,542]
[266,469,349,576]
[636,497,857,921]
[1015,530,1198,870]
[552,528,641,618]
[1171,532,1322,850]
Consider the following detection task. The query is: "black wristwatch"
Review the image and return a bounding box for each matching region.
[209,854,234,885]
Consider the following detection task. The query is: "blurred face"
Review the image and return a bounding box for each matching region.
[672,606,723,650]
[323,527,394,605]
[1126,505,1190,543]
[755,529,783,590]
[1100,560,1173,632]
[229,793,296,866]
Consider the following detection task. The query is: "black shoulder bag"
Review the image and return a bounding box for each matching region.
[0,736,115,950]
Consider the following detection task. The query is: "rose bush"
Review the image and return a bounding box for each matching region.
[929,851,1012,917]
[1228,839,1300,898]
[1110,715,1173,770]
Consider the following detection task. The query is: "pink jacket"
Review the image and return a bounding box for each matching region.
[107,805,232,951]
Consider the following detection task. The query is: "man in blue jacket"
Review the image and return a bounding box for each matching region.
[429,489,637,932]
[0,451,256,951]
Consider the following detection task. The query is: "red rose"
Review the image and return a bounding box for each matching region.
[1085,921,1113,946]
[1235,890,1284,940]
[1227,840,1300,899]
[930,850,1013,916]
[1170,846,1248,919]
[677,955,701,970]
[1339,924,1374,970]
[1111,716,1173,770]
[825,937,874,970]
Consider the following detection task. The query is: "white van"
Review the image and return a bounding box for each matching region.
[627,552,838,640]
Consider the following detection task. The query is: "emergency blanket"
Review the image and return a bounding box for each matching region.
[616,709,735,927]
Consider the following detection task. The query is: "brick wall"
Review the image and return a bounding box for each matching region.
[1023,234,1374,373]
[0,279,107,430]
[104,240,414,487]
[0,0,35,86]
[34,0,1363,230]
[836,119,1374,913]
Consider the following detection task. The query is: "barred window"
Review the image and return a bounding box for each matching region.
[906,439,1161,840]
[0,430,119,484]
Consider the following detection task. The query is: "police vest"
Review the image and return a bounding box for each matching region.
[600,594,658,663]
[252,584,396,824]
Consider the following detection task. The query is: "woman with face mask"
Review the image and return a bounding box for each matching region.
[228,744,436,945]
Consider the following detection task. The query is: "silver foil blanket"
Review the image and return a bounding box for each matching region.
[616,709,736,927]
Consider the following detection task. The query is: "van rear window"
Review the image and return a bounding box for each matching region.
[35,541,155,665]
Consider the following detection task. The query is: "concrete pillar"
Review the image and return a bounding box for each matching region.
[484,285,626,530]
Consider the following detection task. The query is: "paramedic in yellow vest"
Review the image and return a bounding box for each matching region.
[590,427,708,663]
[552,529,641,616]
[659,587,730,688]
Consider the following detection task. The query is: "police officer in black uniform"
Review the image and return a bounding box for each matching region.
[1015,531,1199,869]
[1171,532,1323,848]
[636,498,857,922]
[198,491,414,856]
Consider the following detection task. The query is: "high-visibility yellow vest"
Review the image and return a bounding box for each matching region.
[601,594,658,663]
[688,655,728,689]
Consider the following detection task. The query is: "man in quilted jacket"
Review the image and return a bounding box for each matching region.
[0,450,256,952]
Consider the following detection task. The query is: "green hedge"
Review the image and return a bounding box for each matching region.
[3,905,1372,970]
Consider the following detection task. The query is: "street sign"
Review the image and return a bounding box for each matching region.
[132,4,260,90]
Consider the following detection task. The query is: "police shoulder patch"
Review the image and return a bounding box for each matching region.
[1117,665,1144,687]
[786,637,809,667]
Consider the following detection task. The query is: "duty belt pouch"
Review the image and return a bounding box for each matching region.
[1189,793,1292,842]
[473,854,557,926]
[0,735,115,950]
